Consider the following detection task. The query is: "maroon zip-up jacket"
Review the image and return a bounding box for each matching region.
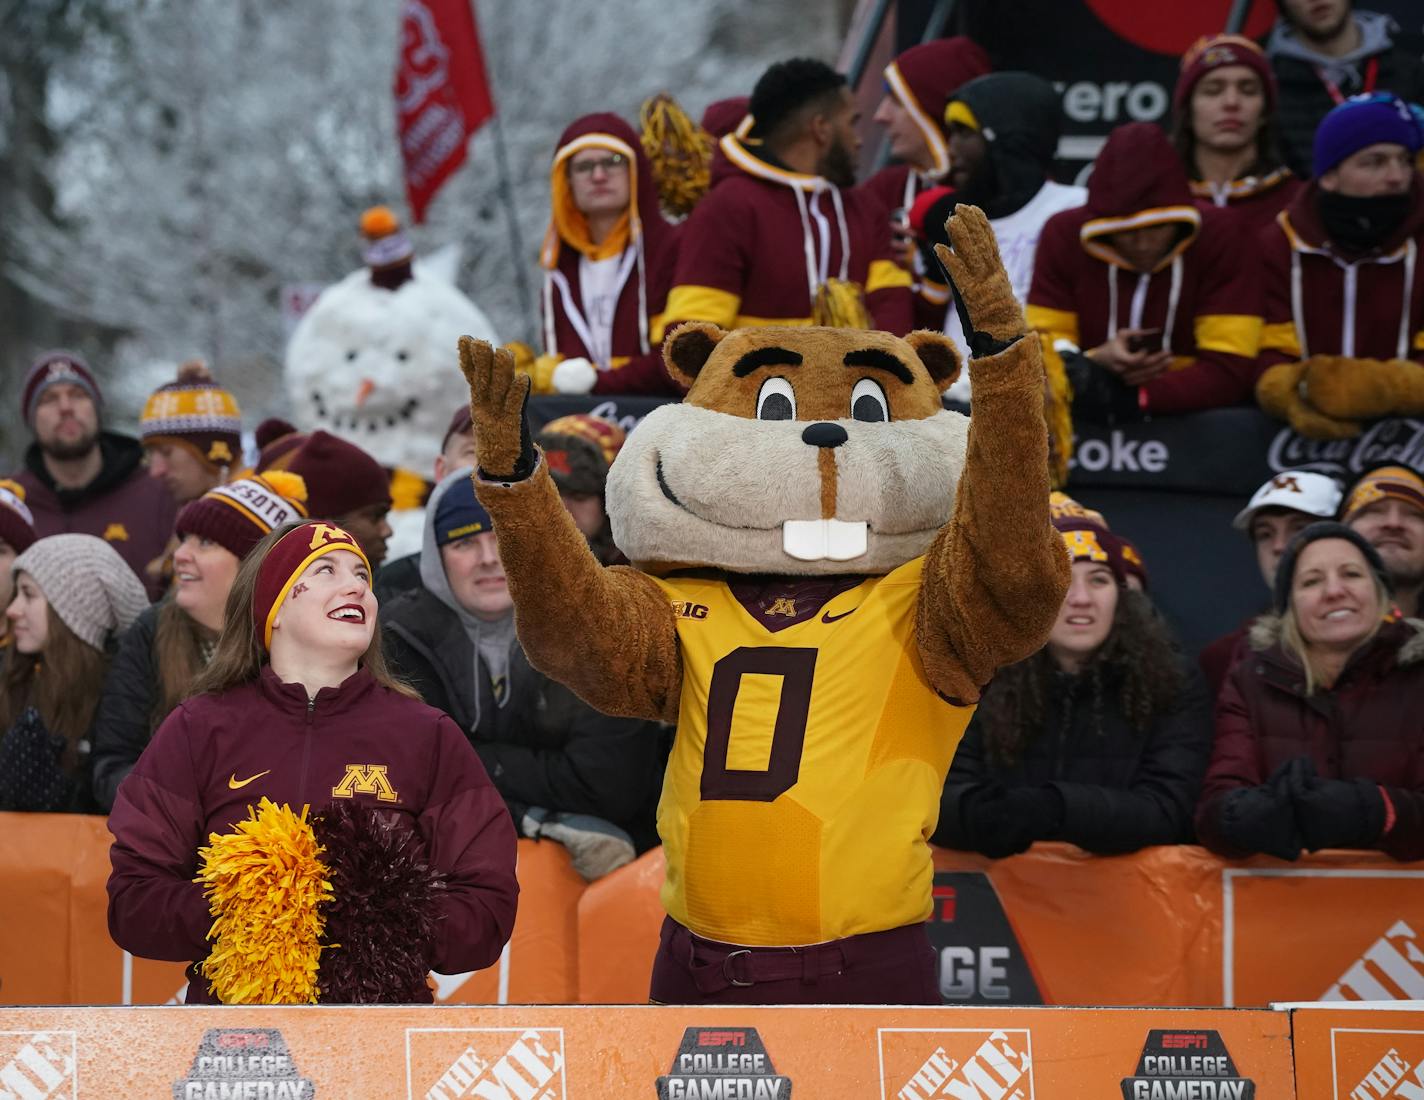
[106,664,518,1003]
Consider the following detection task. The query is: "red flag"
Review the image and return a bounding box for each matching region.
[394,0,494,223]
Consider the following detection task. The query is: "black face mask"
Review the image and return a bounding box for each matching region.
[1318,189,1412,253]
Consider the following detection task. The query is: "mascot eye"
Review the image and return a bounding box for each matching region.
[756,377,796,421]
[851,378,889,422]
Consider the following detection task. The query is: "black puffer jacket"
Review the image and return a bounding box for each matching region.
[382,587,665,851]
[91,603,163,811]
[934,657,1213,855]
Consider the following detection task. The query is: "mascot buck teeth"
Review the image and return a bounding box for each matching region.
[461,206,1070,1003]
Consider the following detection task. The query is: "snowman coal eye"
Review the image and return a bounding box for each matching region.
[396,349,409,362]
[756,377,796,421]
[851,378,888,422]
[345,350,358,361]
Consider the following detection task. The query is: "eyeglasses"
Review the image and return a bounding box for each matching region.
[569,153,629,177]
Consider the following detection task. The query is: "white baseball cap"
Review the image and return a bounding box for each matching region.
[1232,470,1343,531]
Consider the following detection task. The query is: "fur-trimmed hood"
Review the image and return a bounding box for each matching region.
[1248,611,1424,667]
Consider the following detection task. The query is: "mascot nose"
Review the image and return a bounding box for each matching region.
[801,422,848,449]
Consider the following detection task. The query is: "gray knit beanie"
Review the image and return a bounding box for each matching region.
[12,534,149,650]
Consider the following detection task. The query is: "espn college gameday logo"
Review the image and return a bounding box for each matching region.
[0,1031,76,1100]
[655,1028,791,1099]
[1119,1029,1254,1099]
[1329,1027,1424,1100]
[405,1028,565,1100]
[878,1028,1033,1100]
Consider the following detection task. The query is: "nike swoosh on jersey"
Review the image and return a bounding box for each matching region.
[821,607,859,624]
[228,770,272,789]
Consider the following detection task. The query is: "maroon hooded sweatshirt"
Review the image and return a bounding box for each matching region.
[858,38,992,330]
[107,665,518,1003]
[541,113,682,396]
[1028,122,1264,414]
[1257,173,1424,369]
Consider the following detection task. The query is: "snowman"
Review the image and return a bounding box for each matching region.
[285,206,497,557]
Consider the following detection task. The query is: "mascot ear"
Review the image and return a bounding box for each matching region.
[905,330,963,394]
[663,322,726,389]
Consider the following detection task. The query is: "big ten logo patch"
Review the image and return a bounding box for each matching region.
[656,1028,791,1100]
[173,1028,314,1100]
[671,601,709,620]
[878,1029,1033,1100]
[1119,1030,1254,1100]
[0,1031,76,1100]
[1325,921,1424,1002]
[405,1029,565,1100]
[928,873,1042,1005]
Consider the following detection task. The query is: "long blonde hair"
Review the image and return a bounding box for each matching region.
[1279,570,1391,695]
[190,523,417,700]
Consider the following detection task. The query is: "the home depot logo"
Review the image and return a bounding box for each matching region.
[878,1028,1033,1100]
[1329,1028,1424,1099]
[0,1031,76,1100]
[405,1028,565,1100]
[1324,921,1424,1001]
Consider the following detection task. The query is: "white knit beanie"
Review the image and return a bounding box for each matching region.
[12,534,149,650]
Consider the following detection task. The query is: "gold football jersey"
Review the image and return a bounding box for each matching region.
[652,556,974,946]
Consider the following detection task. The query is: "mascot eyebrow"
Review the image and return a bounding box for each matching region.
[732,347,804,376]
[844,348,914,384]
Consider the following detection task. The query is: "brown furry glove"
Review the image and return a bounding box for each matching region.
[1256,361,1361,440]
[458,336,535,480]
[933,205,1026,349]
[1304,355,1424,420]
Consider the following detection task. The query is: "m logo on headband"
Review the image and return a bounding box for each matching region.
[1270,475,1301,494]
[308,524,352,550]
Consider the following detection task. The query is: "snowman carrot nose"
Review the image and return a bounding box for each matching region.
[354,379,376,407]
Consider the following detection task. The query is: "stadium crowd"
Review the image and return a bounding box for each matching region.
[3,0,1424,922]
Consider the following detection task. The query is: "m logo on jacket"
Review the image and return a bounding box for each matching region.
[331,764,399,803]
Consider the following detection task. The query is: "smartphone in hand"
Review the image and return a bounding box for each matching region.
[1126,328,1164,354]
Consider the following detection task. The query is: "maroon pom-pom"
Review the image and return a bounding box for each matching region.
[311,801,446,1003]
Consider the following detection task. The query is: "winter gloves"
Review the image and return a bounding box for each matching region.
[521,807,636,881]
[1064,351,1144,426]
[1257,356,1424,440]
[460,336,537,482]
[956,782,1066,859]
[1213,756,1388,860]
[933,205,1025,359]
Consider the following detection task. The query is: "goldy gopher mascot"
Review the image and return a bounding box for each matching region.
[460,206,1069,1003]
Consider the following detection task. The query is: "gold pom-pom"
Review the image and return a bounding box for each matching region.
[176,358,213,383]
[812,279,872,329]
[360,205,401,239]
[639,93,713,219]
[0,478,27,503]
[256,469,309,507]
[195,798,332,1005]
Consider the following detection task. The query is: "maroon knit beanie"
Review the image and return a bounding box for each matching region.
[1174,34,1277,114]
[264,430,391,519]
[22,351,104,426]
[442,405,473,453]
[174,472,309,561]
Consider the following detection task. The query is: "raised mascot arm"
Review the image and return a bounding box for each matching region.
[915,206,1071,702]
[458,338,683,722]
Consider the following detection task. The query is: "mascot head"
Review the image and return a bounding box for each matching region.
[607,324,967,575]
[285,207,499,476]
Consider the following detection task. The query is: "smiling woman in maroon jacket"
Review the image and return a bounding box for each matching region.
[106,520,518,1003]
[1196,523,1423,862]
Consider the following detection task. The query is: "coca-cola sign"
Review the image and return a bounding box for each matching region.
[1267,419,1424,478]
